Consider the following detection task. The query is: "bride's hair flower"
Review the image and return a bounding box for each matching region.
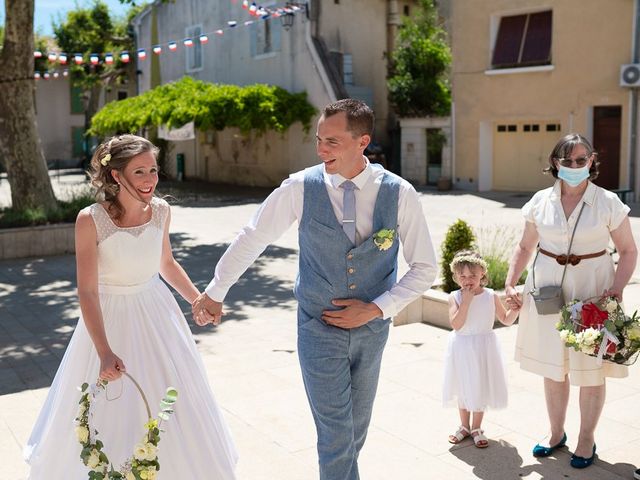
[100,153,112,166]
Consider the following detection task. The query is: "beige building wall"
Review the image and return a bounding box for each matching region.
[35,78,84,164]
[164,124,315,186]
[317,1,390,141]
[316,0,446,144]
[452,0,633,192]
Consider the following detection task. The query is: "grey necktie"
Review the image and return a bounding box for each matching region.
[340,180,356,245]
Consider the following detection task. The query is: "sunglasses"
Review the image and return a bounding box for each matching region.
[557,155,591,168]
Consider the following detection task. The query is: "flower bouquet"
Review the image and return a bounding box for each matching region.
[556,296,640,365]
[75,373,178,480]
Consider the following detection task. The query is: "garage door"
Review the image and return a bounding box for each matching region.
[493,122,561,191]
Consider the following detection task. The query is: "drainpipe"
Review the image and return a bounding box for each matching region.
[387,1,401,157]
[630,0,640,198]
[387,0,400,57]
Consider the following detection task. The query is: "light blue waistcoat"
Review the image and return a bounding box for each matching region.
[294,164,400,331]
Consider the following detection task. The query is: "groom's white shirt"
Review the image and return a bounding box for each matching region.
[205,160,437,318]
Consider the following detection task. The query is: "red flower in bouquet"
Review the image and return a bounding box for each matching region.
[581,303,608,330]
[595,339,618,355]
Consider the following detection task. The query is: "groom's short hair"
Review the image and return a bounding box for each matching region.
[322,99,374,138]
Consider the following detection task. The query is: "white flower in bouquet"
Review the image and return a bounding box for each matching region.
[627,325,640,342]
[140,467,158,480]
[143,442,158,461]
[559,329,571,343]
[126,473,136,480]
[581,327,600,346]
[582,344,597,355]
[86,449,101,469]
[605,299,618,312]
[75,425,89,443]
[134,442,148,461]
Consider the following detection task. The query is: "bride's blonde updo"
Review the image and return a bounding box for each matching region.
[90,134,160,221]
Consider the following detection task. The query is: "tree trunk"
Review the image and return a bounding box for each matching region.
[0,0,56,211]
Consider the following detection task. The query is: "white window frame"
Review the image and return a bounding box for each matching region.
[252,0,279,59]
[488,6,553,72]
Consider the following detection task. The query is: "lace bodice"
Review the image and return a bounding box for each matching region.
[86,197,169,286]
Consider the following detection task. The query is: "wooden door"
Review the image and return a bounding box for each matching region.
[592,106,621,190]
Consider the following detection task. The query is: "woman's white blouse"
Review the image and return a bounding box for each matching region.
[523,180,630,255]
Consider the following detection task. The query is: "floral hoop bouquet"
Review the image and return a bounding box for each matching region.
[556,296,640,366]
[75,373,178,480]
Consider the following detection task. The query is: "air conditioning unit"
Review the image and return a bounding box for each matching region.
[621,64,640,87]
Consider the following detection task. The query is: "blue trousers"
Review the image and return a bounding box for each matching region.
[298,312,390,480]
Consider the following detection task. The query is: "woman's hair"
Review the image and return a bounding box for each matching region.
[89,134,159,221]
[450,249,489,287]
[544,133,599,180]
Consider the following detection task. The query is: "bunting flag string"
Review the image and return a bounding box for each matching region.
[33,2,305,80]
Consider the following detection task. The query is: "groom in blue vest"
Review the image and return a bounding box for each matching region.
[193,99,437,479]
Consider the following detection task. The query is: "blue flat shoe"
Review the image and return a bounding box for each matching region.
[532,432,567,457]
[570,444,596,469]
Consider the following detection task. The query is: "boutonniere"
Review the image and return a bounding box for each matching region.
[373,228,395,251]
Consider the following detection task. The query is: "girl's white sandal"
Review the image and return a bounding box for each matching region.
[448,425,470,444]
[471,428,489,448]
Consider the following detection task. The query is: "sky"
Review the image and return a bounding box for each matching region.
[0,1,132,36]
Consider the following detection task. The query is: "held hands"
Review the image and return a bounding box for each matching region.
[191,292,224,326]
[603,288,622,301]
[322,299,382,329]
[98,350,126,382]
[505,285,523,309]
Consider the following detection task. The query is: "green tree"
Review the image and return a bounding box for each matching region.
[53,1,134,132]
[0,0,143,212]
[0,0,57,211]
[387,0,451,117]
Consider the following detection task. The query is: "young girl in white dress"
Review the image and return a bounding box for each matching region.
[24,135,238,479]
[443,250,520,448]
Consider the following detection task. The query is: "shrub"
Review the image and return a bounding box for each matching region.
[89,77,317,136]
[0,193,95,228]
[441,219,476,293]
[475,226,527,290]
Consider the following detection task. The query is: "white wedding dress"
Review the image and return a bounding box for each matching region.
[24,197,238,479]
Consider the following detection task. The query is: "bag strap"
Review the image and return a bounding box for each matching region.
[532,202,586,291]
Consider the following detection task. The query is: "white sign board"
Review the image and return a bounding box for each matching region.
[158,121,195,141]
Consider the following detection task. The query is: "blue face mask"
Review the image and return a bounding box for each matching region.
[558,165,590,187]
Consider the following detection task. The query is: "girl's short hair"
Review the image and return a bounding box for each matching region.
[450,249,489,287]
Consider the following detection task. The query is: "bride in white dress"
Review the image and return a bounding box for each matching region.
[24,135,238,479]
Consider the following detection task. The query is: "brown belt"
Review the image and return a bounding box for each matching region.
[539,248,607,266]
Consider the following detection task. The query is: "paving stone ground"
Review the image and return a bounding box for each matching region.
[2,171,640,479]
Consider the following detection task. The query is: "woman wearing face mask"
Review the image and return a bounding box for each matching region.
[504,133,637,469]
